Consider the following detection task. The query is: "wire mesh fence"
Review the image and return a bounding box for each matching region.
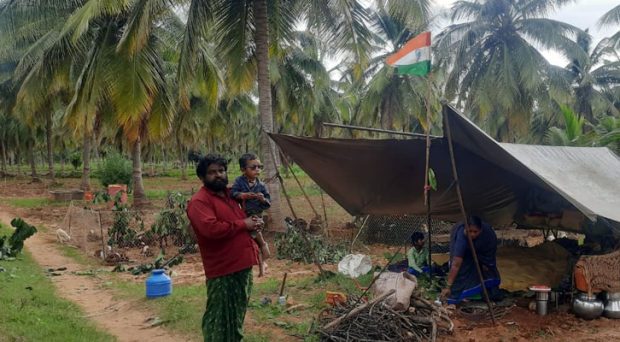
[360,214,454,253]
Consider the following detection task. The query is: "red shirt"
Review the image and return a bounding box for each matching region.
[187,186,259,279]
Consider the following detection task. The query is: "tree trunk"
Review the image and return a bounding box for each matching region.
[176,135,187,180]
[131,138,148,207]
[80,129,91,191]
[16,148,21,176]
[45,111,55,182]
[28,140,39,182]
[254,0,284,231]
[0,139,6,175]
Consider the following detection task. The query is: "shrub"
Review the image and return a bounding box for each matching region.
[97,153,133,190]
[70,151,82,171]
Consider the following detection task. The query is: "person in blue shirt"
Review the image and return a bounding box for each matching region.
[440,216,501,304]
[231,153,271,276]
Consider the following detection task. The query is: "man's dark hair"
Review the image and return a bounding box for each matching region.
[466,215,482,229]
[196,154,228,178]
[239,153,257,169]
[411,232,425,244]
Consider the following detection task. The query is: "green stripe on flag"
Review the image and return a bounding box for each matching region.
[397,60,430,76]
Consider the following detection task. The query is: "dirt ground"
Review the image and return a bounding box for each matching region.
[0,208,191,342]
[2,177,620,341]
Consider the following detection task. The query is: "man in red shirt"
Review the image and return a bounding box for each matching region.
[187,154,262,342]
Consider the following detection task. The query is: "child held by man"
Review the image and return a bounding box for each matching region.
[231,153,271,276]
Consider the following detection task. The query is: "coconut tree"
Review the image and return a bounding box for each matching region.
[599,4,620,47]
[545,105,591,146]
[566,30,620,123]
[435,0,584,141]
[58,0,178,205]
[179,0,373,229]
[346,0,435,133]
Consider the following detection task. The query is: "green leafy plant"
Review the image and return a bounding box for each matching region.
[151,192,195,249]
[69,151,82,171]
[0,218,37,260]
[107,193,143,247]
[97,153,133,190]
[275,221,347,264]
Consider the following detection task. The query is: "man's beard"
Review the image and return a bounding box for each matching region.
[204,177,228,192]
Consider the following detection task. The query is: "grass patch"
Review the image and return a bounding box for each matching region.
[4,197,70,208]
[104,270,375,341]
[58,245,97,266]
[107,279,204,340]
[0,224,115,342]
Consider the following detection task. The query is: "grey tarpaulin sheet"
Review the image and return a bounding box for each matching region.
[500,144,620,222]
[269,105,620,229]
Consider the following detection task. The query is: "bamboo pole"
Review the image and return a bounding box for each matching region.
[424,72,433,279]
[443,105,496,324]
[321,122,441,139]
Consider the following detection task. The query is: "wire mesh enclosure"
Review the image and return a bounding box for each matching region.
[360,214,454,253]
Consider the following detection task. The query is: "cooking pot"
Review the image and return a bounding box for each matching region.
[604,292,620,319]
[573,292,604,320]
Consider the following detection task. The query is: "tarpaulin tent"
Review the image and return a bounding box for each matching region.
[270,105,620,234]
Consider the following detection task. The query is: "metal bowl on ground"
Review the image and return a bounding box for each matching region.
[604,292,620,319]
[573,292,604,320]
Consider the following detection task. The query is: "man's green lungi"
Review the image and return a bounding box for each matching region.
[202,268,253,342]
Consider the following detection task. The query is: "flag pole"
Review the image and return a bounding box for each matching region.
[423,69,433,281]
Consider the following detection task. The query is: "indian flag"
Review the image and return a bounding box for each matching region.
[386,31,431,76]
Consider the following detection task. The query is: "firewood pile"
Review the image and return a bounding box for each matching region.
[318,289,453,341]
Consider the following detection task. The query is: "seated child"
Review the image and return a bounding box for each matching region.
[407,232,430,276]
[231,153,271,276]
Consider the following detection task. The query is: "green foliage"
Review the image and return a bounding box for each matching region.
[151,192,194,249]
[107,194,143,247]
[70,151,82,171]
[97,153,133,190]
[114,251,184,275]
[275,224,348,264]
[0,218,37,260]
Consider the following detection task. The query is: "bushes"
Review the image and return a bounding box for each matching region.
[97,153,132,190]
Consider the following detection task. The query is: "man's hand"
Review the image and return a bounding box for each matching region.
[243,216,264,231]
[255,193,266,202]
[440,287,451,300]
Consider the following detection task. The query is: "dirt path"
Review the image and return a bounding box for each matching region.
[0,208,193,342]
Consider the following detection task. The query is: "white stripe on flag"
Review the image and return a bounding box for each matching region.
[392,46,431,66]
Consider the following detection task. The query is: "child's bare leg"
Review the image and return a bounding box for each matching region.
[255,231,270,259]
[258,250,265,277]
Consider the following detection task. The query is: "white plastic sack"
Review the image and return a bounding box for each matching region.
[371,272,417,311]
[338,254,372,278]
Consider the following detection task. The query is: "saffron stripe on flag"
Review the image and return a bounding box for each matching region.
[386,32,431,66]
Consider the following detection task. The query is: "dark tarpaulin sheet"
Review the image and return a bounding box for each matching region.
[269,105,620,229]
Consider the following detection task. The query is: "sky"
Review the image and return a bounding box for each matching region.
[431,0,618,66]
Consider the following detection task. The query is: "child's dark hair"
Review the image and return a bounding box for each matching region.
[239,153,258,169]
[410,232,425,244]
[196,154,228,178]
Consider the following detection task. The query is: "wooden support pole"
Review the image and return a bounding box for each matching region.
[443,106,497,325]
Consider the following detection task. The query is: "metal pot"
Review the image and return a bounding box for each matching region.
[604,292,620,319]
[573,292,604,320]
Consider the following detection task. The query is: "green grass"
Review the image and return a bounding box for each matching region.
[102,269,374,341]
[0,224,115,342]
[58,245,97,266]
[3,197,70,208]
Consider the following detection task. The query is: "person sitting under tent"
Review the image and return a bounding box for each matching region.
[407,232,430,275]
[441,216,501,304]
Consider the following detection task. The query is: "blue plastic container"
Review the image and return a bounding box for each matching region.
[146,269,172,298]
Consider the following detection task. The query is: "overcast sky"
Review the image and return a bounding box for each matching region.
[431,0,618,66]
